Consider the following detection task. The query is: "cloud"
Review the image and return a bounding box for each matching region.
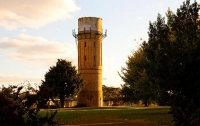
[0,75,42,87]
[0,0,80,30]
[56,28,61,32]
[0,33,77,67]
[137,17,143,20]
[20,29,27,33]
[159,3,163,8]
[145,6,150,9]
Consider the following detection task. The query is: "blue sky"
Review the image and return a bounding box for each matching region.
[0,0,195,88]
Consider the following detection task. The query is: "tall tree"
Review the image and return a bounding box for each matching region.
[40,59,84,107]
[143,13,171,106]
[119,47,157,106]
[144,0,200,125]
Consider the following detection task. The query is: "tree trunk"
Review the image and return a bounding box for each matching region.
[60,96,65,108]
[144,101,149,107]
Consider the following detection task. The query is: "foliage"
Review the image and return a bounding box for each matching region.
[120,83,137,104]
[102,85,122,105]
[0,85,58,126]
[40,59,84,107]
[143,12,172,106]
[143,0,200,125]
[119,48,157,106]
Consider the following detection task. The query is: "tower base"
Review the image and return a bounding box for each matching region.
[77,91,102,107]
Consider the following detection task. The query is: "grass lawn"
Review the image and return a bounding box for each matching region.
[41,106,172,126]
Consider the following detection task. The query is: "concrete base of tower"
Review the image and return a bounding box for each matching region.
[77,91,103,107]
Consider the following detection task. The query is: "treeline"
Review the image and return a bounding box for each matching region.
[0,59,84,125]
[119,0,200,125]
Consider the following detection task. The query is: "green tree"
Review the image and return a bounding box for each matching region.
[37,84,53,108]
[120,83,136,104]
[134,70,157,106]
[102,85,122,105]
[0,85,57,126]
[41,59,84,108]
[143,0,200,125]
[143,13,172,106]
[119,47,157,106]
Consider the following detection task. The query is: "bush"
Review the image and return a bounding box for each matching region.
[0,86,58,126]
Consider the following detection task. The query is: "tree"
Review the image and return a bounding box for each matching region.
[119,47,157,106]
[143,0,200,125]
[142,13,172,106]
[102,85,122,106]
[40,59,84,108]
[0,85,57,126]
[120,83,136,104]
[134,69,157,106]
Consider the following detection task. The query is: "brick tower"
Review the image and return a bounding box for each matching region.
[73,17,107,107]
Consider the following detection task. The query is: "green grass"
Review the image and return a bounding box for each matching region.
[40,106,172,126]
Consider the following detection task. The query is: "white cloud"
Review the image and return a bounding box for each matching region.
[0,76,42,87]
[0,33,77,67]
[0,0,80,30]
[145,6,150,9]
[20,29,27,33]
[56,28,61,32]
[159,3,163,8]
[137,17,143,20]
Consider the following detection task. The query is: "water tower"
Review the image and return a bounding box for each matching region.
[73,17,107,107]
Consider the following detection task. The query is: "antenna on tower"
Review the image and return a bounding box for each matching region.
[72,29,78,51]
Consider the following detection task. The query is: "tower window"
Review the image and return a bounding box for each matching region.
[94,42,95,47]
[85,42,86,47]
[94,56,96,61]
[84,56,86,61]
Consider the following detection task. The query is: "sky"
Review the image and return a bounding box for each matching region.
[0,0,197,88]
